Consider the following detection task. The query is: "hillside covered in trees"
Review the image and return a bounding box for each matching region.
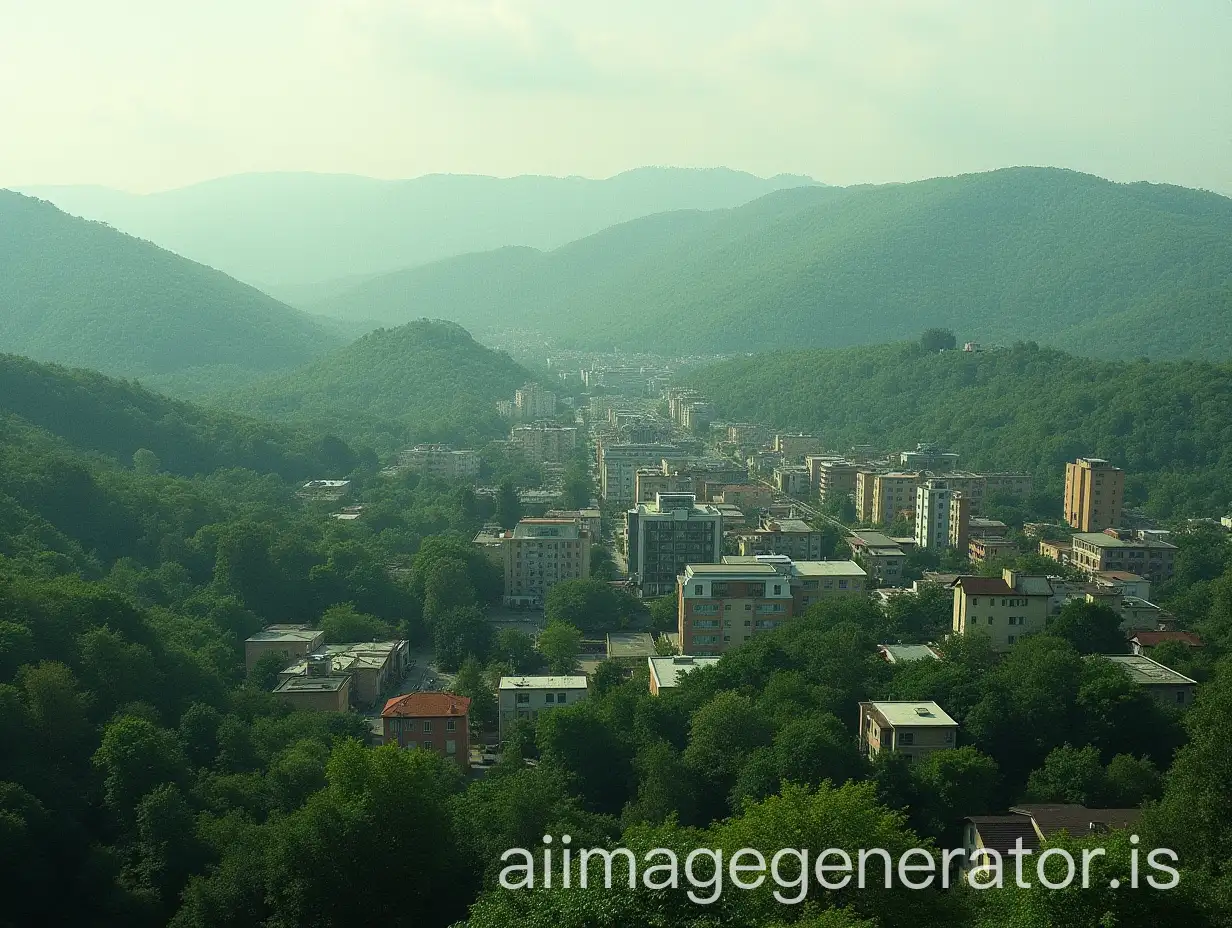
[216,320,538,450]
[0,191,338,382]
[311,167,1232,359]
[683,340,1232,518]
[21,168,816,296]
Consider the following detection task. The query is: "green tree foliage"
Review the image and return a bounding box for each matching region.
[433,606,495,672]
[545,578,643,633]
[319,603,395,644]
[920,327,957,352]
[537,622,583,674]
[1045,600,1129,655]
[495,478,522,529]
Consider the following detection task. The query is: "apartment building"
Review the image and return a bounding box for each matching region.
[599,444,689,503]
[848,531,908,588]
[1070,529,1177,585]
[939,473,988,514]
[396,445,481,480]
[899,444,960,471]
[1064,458,1125,532]
[812,459,860,503]
[382,692,471,766]
[951,569,1054,651]
[510,425,578,463]
[858,701,958,762]
[474,518,591,607]
[968,536,1016,566]
[1097,654,1197,707]
[790,560,867,610]
[635,469,695,504]
[498,675,589,741]
[738,517,826,560]
[1038,537,1073,565]
[711,484,774,511]
[984,472,1034,499]
[773,464,812,497]
[855,470,879,523]
[543,508,602,539]
[774,433,824,460]
[947,492,973,552]
[514,383,557,420]
[676,562,794,655]
[627,494,723,596]
[915,479,953,550]
[871,472,923,525]
[245,625,325,672]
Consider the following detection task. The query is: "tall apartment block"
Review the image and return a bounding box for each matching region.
[871,472,923,525]
[599,444,689,503]
[915,479,953,549]
[626,494,723,597]
[1064,458,1124,532]
[514,383,557,420]
[473,519,591,607]
[811,459,860,503]
[396,445,480,481]
[510,425,578,463]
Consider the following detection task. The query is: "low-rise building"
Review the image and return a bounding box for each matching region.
[1131,630,1203,654]
[1038,537,1073,565]
[396,445,480,480]
[790,560,867,611]
[498,675,589,741]
[1092,571,1151,601]
[298,479,351,502]
[773,464,812,497]
[1096,654,1197,707]
[858,701,958,762]
[968,535,1016,566]
[279,640,411,707]
[273,673,351,712]
[877,644,942,664]
[606,631,657,665]
[245,625,325,672]
[848,531,907,588]
[951,570,1053,651]
[1070,530,1178,585]
[1112,596,1164,631]
[899,444,959,471]
[635,469,695,504]
[647,655,721,694]
[738,517,825,560]
[382,692,471,766]
[711,484,773,511]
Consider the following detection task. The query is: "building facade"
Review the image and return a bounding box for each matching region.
[951,570,1054,651]
[474,518,592,607]
[510,425,578,463]
[514,383,557,420]
[498,676,589,741]
[737,517,825,560]
[677,562,794,655]
[813,460,860,503]
[858,701,958,762]
[915,479,953,549]
[1064,458,1125,532]
[599,444,688,503]
[382,692,471,766]
[871,472,923,525]
[396,445,480,480]
[627,494,723,597]
[1070,530,1177,585]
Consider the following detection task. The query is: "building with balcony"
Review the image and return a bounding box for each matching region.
[738,517,826,561]
[848,531,907,588]
[395,445,480,480]
[510,425,578,463]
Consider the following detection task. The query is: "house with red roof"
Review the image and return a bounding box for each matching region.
[382,692,471,767]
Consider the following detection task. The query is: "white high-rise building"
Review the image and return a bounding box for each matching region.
[915,479,953,550]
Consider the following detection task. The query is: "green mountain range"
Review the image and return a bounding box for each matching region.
[682,339,1232,517]
[216,320,536,449]
[19,167,816,294]
[0,191,338,381]
[310,167,1232,359]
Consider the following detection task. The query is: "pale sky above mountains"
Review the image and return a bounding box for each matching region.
[2,0,1230,194]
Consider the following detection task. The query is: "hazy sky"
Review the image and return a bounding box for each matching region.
[2,0,1231,194]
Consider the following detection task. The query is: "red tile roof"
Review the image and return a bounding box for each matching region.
[1131,630,1204,648]
[382,692,471,718]
[950,576,1014,595]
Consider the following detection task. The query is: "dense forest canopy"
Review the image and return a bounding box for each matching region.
[214,320,540,450]
[311,167,1232,359]
[19,168,817,295]
[683,340,1232,518]
[0,191,338,381]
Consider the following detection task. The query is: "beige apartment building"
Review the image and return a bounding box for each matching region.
[1070,529,1177,585]
[474,518,591,607]
[396,445,480,480]
[1064,458,1124,532]
[951,570,1053,651]
[855,470,879,522]
[858,701,958,762]
[870,472,923,525]
[510,425,578,463]
[812,459,860,503]
[635,469,695,505]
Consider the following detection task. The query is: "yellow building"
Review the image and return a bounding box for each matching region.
[1064,458,1124,532]
[858,701,958,762]
[473,519,591,607]
[951,569,1053,651]
[871,472,922,526]
[855,470,879,523]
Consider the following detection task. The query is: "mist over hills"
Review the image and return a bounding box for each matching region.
[0,191,339,381]
[19,167,817,295]
[311,167,1232,360]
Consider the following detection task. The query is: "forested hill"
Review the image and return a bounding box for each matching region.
[0,353,359,479]
[0,190,339,380]
[21,167,817,294]
[683,340,1232,517]
[312,167,1232,359]
[217,320,536,448]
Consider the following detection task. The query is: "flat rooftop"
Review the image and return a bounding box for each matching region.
[607,632,657,659]
[647,655,722,689]
[247,628,323,644]
[866,700,957,727]
[764,519,814,533]
[499,675,589,690]
[685,562,780,577]
[1099,654,1196,686]
[850,531,901,549]
[1073,532,1178,550]
[274,675,349,693]
[879,644,941,663]
[792,560,867,577]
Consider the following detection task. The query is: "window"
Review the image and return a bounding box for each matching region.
[516,693,530,705]
[898,732,914,746]
[545,693,555,704]
[945,731,954,743]
[423,721,433,733]
[1007,635,1016,645]
[423,740,433,750]
[694,584,703,595]
[557,692,567,702]
[838,579,848,590]
[1176,691,1186,704]
[972,597,979,605]
[446,719,456,731]
[773,584,782,595]
[403,719,416,732]
[988,617,994,625]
